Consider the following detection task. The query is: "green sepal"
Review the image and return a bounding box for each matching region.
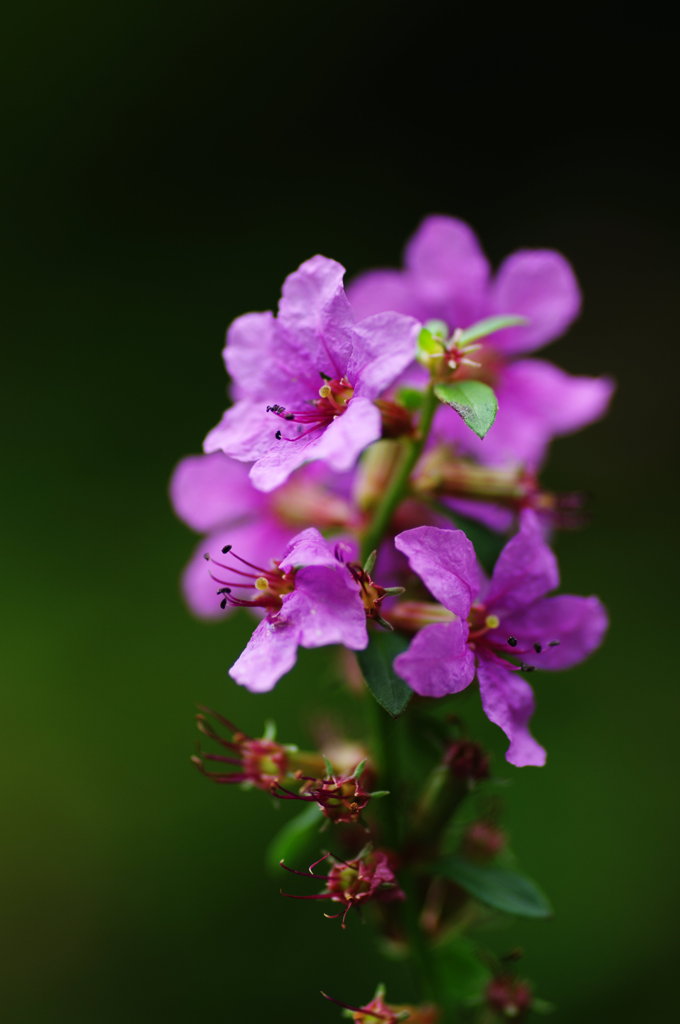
[457,314,527,347]
[423,318,449,341]
[417,326,445,359]
[265,802,323,873]
[357,630,413,717]
[434,380,498,439]
[433,854,553,919]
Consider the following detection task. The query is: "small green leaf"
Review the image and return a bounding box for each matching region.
[266,802,323,872]
[434,854,553,918]
[357,631,413,717]
[434,380,498,439]
[434,936,492,1004]
[396,386,425,411]
[457,314,527,346]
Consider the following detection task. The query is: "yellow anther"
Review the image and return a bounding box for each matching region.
[485,614,500,629]
[255,577,270,591]
[318,384,332,398]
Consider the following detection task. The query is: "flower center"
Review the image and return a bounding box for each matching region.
[267,374,355,441]
[467,601,560,671]
[203,544,295,613]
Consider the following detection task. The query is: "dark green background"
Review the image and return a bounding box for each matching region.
[3,9,677,1021]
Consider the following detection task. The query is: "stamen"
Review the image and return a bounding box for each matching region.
[507,636,518,647]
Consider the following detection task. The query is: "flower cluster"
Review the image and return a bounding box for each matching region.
[174,216,612,1018]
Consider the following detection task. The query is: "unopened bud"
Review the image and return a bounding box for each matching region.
[486,976,533,1020]
[462,821,506,862]
[444,740,490,782]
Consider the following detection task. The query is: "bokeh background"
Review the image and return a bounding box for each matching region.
[3,10,677,1021]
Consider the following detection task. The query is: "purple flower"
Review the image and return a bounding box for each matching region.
[207,528,378,693]
[169,453,355,619]
[348,216,614,467]
[392,514,608,766]
[204,255,420,491]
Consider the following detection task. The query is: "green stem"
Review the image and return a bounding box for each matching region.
[360,386,438,563]
[360,385,450,1010]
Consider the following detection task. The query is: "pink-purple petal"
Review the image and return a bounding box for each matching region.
[277,254,354,380]
[287,566,368,651]
[169,453,262,533]
[486,511,559,616]
[279,526,352,573]
[394,620,475,698]
[477,657,546,767]
[346,269,423,320]
[350,312,421,399]
[488,250,581,355]
[203,401,274,462]
[223,311,278,401]
[405,215,490,327]
[501,359,615,436]
[500,595,608,671]
[444,497,516,535]
[229,615,301,693]
[394,526,481,617]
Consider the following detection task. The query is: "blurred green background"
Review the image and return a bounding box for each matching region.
[2,9,677,1021]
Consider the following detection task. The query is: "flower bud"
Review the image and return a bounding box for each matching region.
[444,740,490,782]
[486,975,533,1020]
[461,821,506,862]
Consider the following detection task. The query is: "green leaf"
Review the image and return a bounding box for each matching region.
[434,936,492,1004]
[457,314,527,346]
[396,386,425,411]
[434,380,498,439]
[434,854,553,918]
[357,630,413,717]
[266,802,323,873]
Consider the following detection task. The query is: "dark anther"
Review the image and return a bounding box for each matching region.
[284,413,295,420]
[507,636,518,647]
[319,371,331,381]
[548,640,561,647]
[533,643,543,653]
[222,545,232,554]
[217,587,231,595]
[220,598,228,610]
[275,430,282,440]
[519,663,536,672]
[203,553,210,561]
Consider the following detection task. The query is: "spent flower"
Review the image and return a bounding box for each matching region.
[280,848,404,928]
